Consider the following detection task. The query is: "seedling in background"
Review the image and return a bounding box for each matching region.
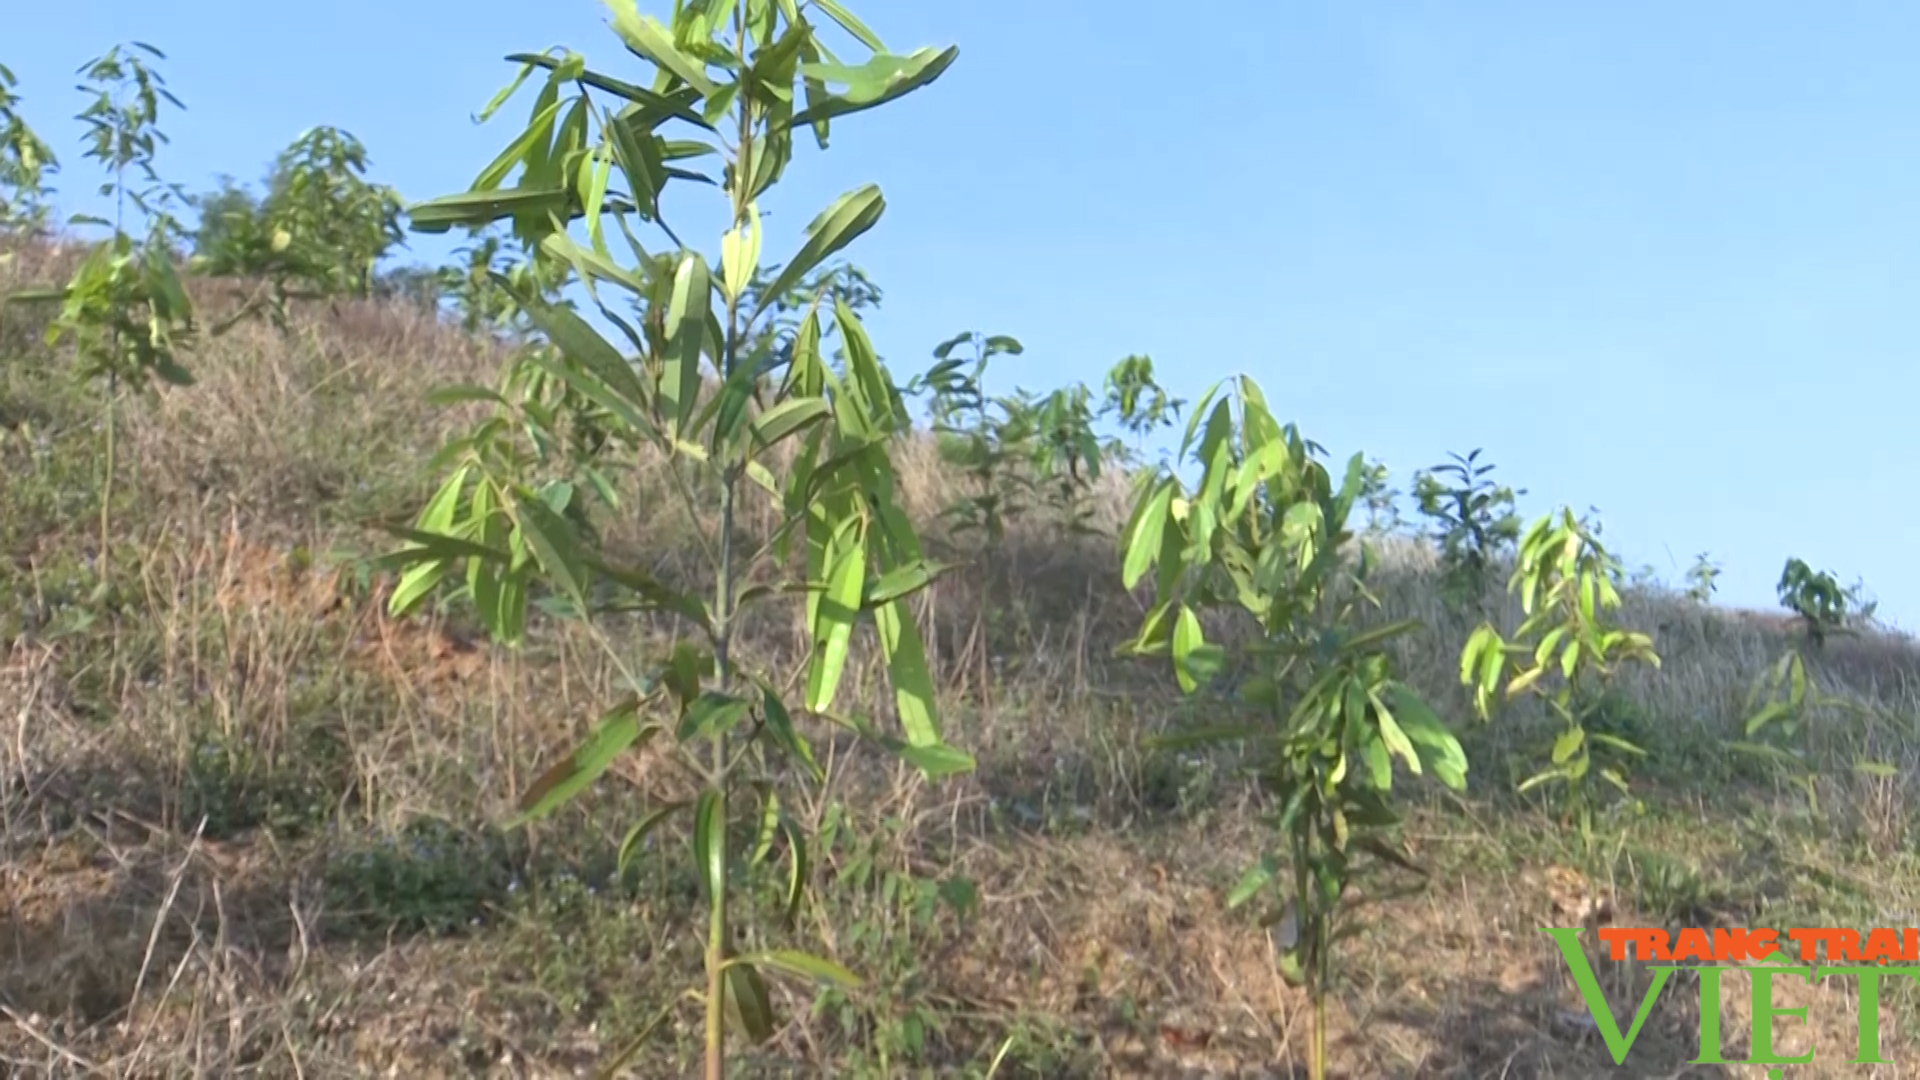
[1684,551,1720,604]
[1460,508,1660,842]
[189,125,407,331]
[1356,456,1404,535]
[1777,556,1876,648]
[1412,448,1525,612]
[1119,375,1467,1080]
[380,4,967,1077]
[1732,648,1899,817]
[6,43,197,580]
[0,63,60,239]
[921,329,1032,547]
[1100,353,1183,465]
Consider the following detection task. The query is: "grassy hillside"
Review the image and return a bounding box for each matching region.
[4,237,1920,1079]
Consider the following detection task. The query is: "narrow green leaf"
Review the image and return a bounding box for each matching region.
[893,741,975,778]
[754,184,884,319]
[756,681,818,777]
[616,800,689,880]
[748,395,830,452]
[509,488,591,607]
[787,46,958,130]
[1371,694,1421,778]
[513,703,655,824]
[693,788,725,903]
[805,517,865,712]
[864,559,950,607]
[1384,684,1468,790]
[726,949,861,989]
[1226,856,1276,909]
[874,596,939,746]
[664,251,712,435]
[604,0,719,95]
[375,526,511,567]
[1122,479,1174,590]
[724,960,777,1044]
[720,201,762,301]
[810,0,885,50]
[779,816,810,926]
[677,690,753,741]
[1551,725,1585,766]
[387,560,449,618]
[407,187,571,234]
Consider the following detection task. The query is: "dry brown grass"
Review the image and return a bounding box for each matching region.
[4,245,1920,1076]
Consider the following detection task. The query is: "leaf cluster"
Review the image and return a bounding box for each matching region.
[1117,375,1466,1077]
[1412,448,1525,612]
[1459,508,1660,837]
[1776,555,1876,648]
[376,3,966,1071]
[188,126,407,329]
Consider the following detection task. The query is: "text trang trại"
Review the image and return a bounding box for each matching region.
[1544,926,1920,1072]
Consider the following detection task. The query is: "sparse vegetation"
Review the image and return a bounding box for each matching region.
[1411,447,1525,612]
[1778,554,1878,648]
[1,8,1918,1079]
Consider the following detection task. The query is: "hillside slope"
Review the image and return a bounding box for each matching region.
[5,250,1920,1077]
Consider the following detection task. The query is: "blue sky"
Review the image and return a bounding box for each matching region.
[8,0,1914,628]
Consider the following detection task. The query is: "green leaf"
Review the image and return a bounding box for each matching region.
[1551,725,1585,766]
[720,201,762,301]
[616,800,689,880]
[374,526,511,568]
[1384,684,1468,791]
[385,466,472,616]
[874,596,939,746]
[693,788,726,903]
[1339,618,1423,656]
[1371,695,1421,779]
[748,394,829,453]
[1170,605,1220,694]
[386,559,450,618]
[1122,479,1174,590]
[724,959,777,1044]
[664,251,711,435]
[504,51,710,127]
[788,46,958,130]
[581,552,709,626]
[779,816,811,926]
[864,559,950,607]
[938,875,980,919]
[756,681,819,778]
[513,701,655,824]
[407,186,571,234]
[754,184,884,320]
[677,690,753,741]
[1588,732,1646,757]
[1516,766,1565,794]
[1226,856,1276,909]
[810,0,886,50]
[604,0,719,96]
[512,284,651,409]
[805,517,866,712]
[509,488,590,607]
[727,949,862,989]
[892,741,975,779]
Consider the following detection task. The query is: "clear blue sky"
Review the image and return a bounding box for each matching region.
[8,0,1914,628]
